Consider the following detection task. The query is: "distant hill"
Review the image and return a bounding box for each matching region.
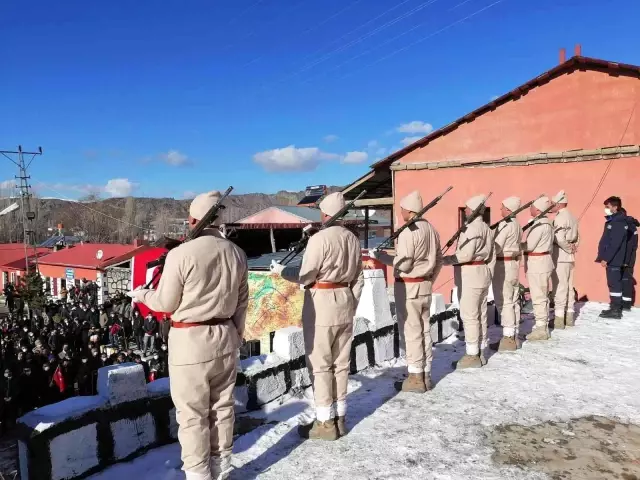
[0,188,344,244]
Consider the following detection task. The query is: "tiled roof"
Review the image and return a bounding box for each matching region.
[0,244,50,271]
[370,55,640,170]
[37,243,138,270]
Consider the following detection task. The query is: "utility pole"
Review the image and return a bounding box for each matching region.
[1,145,43,274]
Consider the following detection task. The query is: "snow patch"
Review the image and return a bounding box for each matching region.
[98,363,147,405]
[19,395,107,431]
[50,423,99,480]
[111,414,156,460]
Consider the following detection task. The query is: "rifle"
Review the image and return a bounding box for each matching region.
[522,201,556,232]
[144,186,234,288]
[280,190,367,266]
[489,194,544,230]
[442,192,493,253]
[373,186,453,251]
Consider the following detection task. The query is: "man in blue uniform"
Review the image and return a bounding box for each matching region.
[621,208,638,311]
[596,196,629,319]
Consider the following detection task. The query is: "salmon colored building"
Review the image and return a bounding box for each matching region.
[344,50,640,304]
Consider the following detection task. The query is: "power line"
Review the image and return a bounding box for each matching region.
[255,0,437,93]
[299,0,475,85]
[577,99,638,221]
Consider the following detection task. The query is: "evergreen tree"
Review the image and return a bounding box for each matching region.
[16,270,46,312]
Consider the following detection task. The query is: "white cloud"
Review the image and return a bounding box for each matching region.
[253,145,339,172]
[0,180,15,190]
[367,140,379,149]
[323,134,339,143]
[342,151,369,164]
[401,136,423,146]
[375,147,388,156]
[396,120,434,135]
[160,149,189,166]
[104,178,138,197]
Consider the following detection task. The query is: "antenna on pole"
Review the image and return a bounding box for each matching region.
[1,145,44,274]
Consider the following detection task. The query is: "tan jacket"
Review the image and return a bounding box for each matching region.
[393,219,442,297]
[493,219,523,257]
[446,216,493,288]
[552,207,579,263]
[137,229,249,366]
[523,217,554,274]
[282,225,364,327]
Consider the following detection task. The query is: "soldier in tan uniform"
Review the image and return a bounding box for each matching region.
[271,192,364,441]
[550,190,579,329]
[443,195,493,369]
[369,191,442,393]
[522,196,555,341]
[128,191,249,480]
[491,196,523,352]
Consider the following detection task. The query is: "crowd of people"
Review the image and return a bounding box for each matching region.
[0,281,171,437]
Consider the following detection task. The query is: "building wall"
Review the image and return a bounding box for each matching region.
[393,156,640,304]
[392,69,640,304]
[38,265,99,282]
[398,69,639,166]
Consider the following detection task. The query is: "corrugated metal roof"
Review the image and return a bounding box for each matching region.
[38,243,138,270]
[248,251,303,271]
[38,235,82,248]
[275,206,323,222]
[370,55,640,170]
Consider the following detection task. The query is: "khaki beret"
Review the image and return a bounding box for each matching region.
[553,190,567,204]
[465,194,486,211]
[189,190,222,221]
[400,191,423,213]
[533,196,551,212]
[319,192,345,217]
[502,196,521,212]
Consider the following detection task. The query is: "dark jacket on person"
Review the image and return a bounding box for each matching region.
[597,211,629,267]
[624,214,639,268]
[143,316,157,336]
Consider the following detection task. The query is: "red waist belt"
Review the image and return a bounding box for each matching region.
[459,260,487,266]
[525,252,550,257]
[395,277,426,283]
[497,256,519,261]
[171,318,230,329]
[306,282,349,290]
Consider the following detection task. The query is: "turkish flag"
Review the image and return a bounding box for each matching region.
[53,366,66,393]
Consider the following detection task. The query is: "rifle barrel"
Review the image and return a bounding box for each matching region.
[442,192,493,252]
[281,190,367,266]
[489,194,544,230]
[375,186,453,251]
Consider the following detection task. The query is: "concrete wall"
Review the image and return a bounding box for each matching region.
[393,69,640,303]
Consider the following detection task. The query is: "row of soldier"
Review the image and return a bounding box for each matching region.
[128,189,592,480]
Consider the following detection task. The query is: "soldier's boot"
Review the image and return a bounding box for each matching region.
[394,373,429,393]
[454,354,482,369]
[599,307,622,319]
[498,336,518,352]
[554,315,566,330]
[335,416,348,437]
[298,420,339,441]
[526,326,550,341]
[565,312,575,327]
[209,456,231,480]
[622,301,632,311]
[480,352,488,366]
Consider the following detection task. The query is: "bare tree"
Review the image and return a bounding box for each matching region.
[118,196,138,242]
[153,208,172,239]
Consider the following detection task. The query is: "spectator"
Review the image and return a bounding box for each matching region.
[142,313,157,356]
[132,310,144,351]
[159,313,171,345]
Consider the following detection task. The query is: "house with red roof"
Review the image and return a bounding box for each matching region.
[36,240,162,303]
[0,244,50,291]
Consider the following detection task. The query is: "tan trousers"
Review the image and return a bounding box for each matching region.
[304,323,353,422]
[460,285,489,356]
[493,260,521,337]
[170,353,236,477]
[552,262,575,318]
[395,287,433,374]
[527,272,551,328]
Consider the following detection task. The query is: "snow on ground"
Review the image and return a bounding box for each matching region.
[89,303,640,480]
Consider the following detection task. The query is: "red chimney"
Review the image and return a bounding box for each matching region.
[574,44,582,56]
[559,48,566,64]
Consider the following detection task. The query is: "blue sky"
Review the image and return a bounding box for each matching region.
[1,0,639,199]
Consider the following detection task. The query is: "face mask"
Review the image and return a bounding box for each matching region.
[604,208,613,216]
[82,359,88,363]
[44,367,50,372]
[21,348,27,353]
[4,374,9,378]
[153,355,159,360]
[161,346,167,351]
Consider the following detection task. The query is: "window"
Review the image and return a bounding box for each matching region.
[458,207,491,229]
